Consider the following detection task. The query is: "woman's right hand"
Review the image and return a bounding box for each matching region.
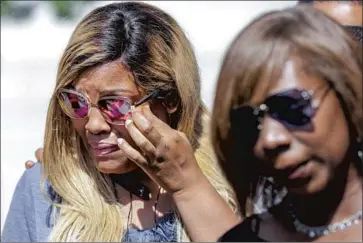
[117,104,207,197]
[25,148,43,169]
[117,104,240,241]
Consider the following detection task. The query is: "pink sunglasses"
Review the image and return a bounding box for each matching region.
[57,88,166,125]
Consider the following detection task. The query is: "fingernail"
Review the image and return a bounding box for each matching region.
[117,138,123,145]
[131,106,141,115]
[125,119,132,127]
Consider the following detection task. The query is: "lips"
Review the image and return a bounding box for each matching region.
[89,143,119,157]
[266,159,311,185]
[288,160,311,180]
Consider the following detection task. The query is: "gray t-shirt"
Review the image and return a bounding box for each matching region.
[2,163,52,242]
[2,163,177,242]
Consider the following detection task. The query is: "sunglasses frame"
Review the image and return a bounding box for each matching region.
[57,88,166,125]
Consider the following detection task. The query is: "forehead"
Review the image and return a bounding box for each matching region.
[75,61,139,97]
[265,60,325,96]
[312,1,362,26]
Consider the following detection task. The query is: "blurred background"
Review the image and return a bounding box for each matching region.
[1,1,296,230]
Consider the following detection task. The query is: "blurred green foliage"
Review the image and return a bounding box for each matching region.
[1,1,11,16]
[51,1,91,19]
[1,1,93,20]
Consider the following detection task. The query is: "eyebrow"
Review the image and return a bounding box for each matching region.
[99,88,134,96]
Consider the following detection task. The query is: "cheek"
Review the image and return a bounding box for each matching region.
[112,125,129,139]
[321,116,349,167]
[150,103,168,124]
[303,95,350,166]
[112,125,140,150]
[72,119,87,138]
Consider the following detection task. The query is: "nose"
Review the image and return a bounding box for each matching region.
[254,116,292,160]
[85,107,111,134]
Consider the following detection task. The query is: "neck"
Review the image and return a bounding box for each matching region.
[287,160,362,227]
[110,169,160,200]
[113,170,173,230]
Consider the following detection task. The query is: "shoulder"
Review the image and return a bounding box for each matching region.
[12,161,54,208]
[2,163,54,242]
[18,162,57,198]
[19,162,56,215]
[23,162,42,186]
[8,162,43,201]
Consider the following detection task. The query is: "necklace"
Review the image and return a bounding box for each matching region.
[126,187,162,228]
[154,187,162,225]
[288,204,362,238]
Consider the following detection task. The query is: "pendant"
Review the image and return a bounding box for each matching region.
[110,172,151,200]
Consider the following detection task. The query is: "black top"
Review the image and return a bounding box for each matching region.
[219,215,266,242]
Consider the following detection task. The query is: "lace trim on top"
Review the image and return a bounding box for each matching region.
[122,211,177,242]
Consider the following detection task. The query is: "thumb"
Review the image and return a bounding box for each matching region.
[35,148,44,163]
[117,138,149,169]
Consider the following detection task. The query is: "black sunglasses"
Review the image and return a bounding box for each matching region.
[229,85,331,155]
[231,84,331,131]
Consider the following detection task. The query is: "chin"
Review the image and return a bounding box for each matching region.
[306,178,330,194]
[96,159,138,174]
[288,177,329,195]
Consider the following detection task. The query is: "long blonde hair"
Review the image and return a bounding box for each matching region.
[42,2,236,241]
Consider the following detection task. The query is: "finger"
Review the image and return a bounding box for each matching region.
[141,104,172,130]
[131,109,164,146]
[125,119,156,159]
[35,148,44,163]
[118,138,163,187]
[25,160,36,169]
[117,138,149,168]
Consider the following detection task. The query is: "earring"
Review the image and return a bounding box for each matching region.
[257,123,263,131]
[167,112,172,126]
[357,137,362,161]
[257,115,263,131]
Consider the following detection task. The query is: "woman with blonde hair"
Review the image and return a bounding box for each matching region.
[2,2,237,242]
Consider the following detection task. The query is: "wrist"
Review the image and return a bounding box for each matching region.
[171,173,213,202]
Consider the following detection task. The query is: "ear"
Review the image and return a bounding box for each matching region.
[166,105,178,114]
[162,90,180,114]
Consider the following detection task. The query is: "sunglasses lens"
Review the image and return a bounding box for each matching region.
[230,106,260,148]
[98,98,131,124]
[266,92,312,126]
[58,91,89,118]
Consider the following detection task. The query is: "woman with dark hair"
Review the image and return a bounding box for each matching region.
[2,2,238,242]
[212,5,362,242]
